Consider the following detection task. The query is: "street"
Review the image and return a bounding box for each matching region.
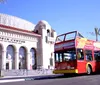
[0,74,100,85]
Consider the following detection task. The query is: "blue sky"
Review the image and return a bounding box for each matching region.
[0,0,100,40]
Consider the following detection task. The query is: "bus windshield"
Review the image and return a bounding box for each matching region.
[55,50,76,62]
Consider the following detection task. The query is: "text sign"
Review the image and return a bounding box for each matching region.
[0,36,25,44]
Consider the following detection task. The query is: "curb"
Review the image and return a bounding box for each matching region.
[0,74,63,83]
[0,79,25,83]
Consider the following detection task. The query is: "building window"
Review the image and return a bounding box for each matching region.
[51,32,54,37]
[19,46,27,69]
[47,29,50,36]
[6,45,15,60]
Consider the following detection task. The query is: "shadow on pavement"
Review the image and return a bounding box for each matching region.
[34,73,100,80]
[33,74,83,80]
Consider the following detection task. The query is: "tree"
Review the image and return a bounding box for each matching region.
[0,0,6,3]
[94,27,100,41]
[88,27,100,41]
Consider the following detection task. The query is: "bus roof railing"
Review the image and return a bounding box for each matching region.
[56,31,84,43]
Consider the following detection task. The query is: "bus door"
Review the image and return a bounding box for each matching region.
[85,50,94,73]
[77,49,86,73]
[94,51,100,72]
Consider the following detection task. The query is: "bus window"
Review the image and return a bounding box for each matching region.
[56,35,65,43]
[55,53,59,62]
[59,53,63,62]
[65,32,76,41]
[77,49,84,60]
[63,50,76,61]
[55,53,63,62]
[64,53,71,61]
[85,50,93,61]
[94,51,100,61]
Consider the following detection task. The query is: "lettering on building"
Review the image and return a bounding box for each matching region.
[0,36,25,44]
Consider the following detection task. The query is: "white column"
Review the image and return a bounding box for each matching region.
[2,51,6,70]
[15,52,19,70]
[27,53,30,70]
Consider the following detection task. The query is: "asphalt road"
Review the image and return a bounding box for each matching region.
[1,74,100,85]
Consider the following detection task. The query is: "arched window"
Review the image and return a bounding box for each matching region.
[0,45,3,70]
[51,32,54,37]
[6,45,15,69]
[30,48,36,69]
[19,47,26,60]
[19,46,27,69]
[47,29,50,36]
[6,45,15,60]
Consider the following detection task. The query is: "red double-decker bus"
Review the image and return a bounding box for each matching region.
[53,31,100,75]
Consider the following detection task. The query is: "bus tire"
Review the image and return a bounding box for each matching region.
[87,65,92,75]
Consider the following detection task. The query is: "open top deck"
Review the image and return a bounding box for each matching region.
[55,31,84,51]
[55,31,100,52]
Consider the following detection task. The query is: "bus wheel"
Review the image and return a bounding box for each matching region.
[87,66,92,75]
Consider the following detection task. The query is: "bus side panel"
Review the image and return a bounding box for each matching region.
[77,61,97,74]
[95,61,100,73]
[77,60,86,73]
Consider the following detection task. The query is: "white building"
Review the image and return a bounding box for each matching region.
[0,13,57,71]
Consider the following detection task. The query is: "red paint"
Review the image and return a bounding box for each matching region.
[54,31,100,74]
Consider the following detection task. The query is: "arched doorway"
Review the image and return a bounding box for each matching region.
[19,46,27,69]
[30,48,36,69]
[0,45,3,70]
[6,45,15,69]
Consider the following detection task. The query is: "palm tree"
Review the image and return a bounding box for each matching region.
[94,27,100,41]
[88,27,100,41]
[0,0,6,3]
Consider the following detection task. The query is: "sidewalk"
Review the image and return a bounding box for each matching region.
[0,74,63,83]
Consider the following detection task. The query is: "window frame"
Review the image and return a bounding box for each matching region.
[77,49,85,61]
[94,50,100,61]
[85,50,93,61]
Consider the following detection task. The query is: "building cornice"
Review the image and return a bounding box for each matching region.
[0,24,41,37]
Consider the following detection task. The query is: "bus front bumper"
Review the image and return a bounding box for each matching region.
[53,69,78,74]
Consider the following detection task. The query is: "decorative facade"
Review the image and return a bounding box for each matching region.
[0,13,57,71]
